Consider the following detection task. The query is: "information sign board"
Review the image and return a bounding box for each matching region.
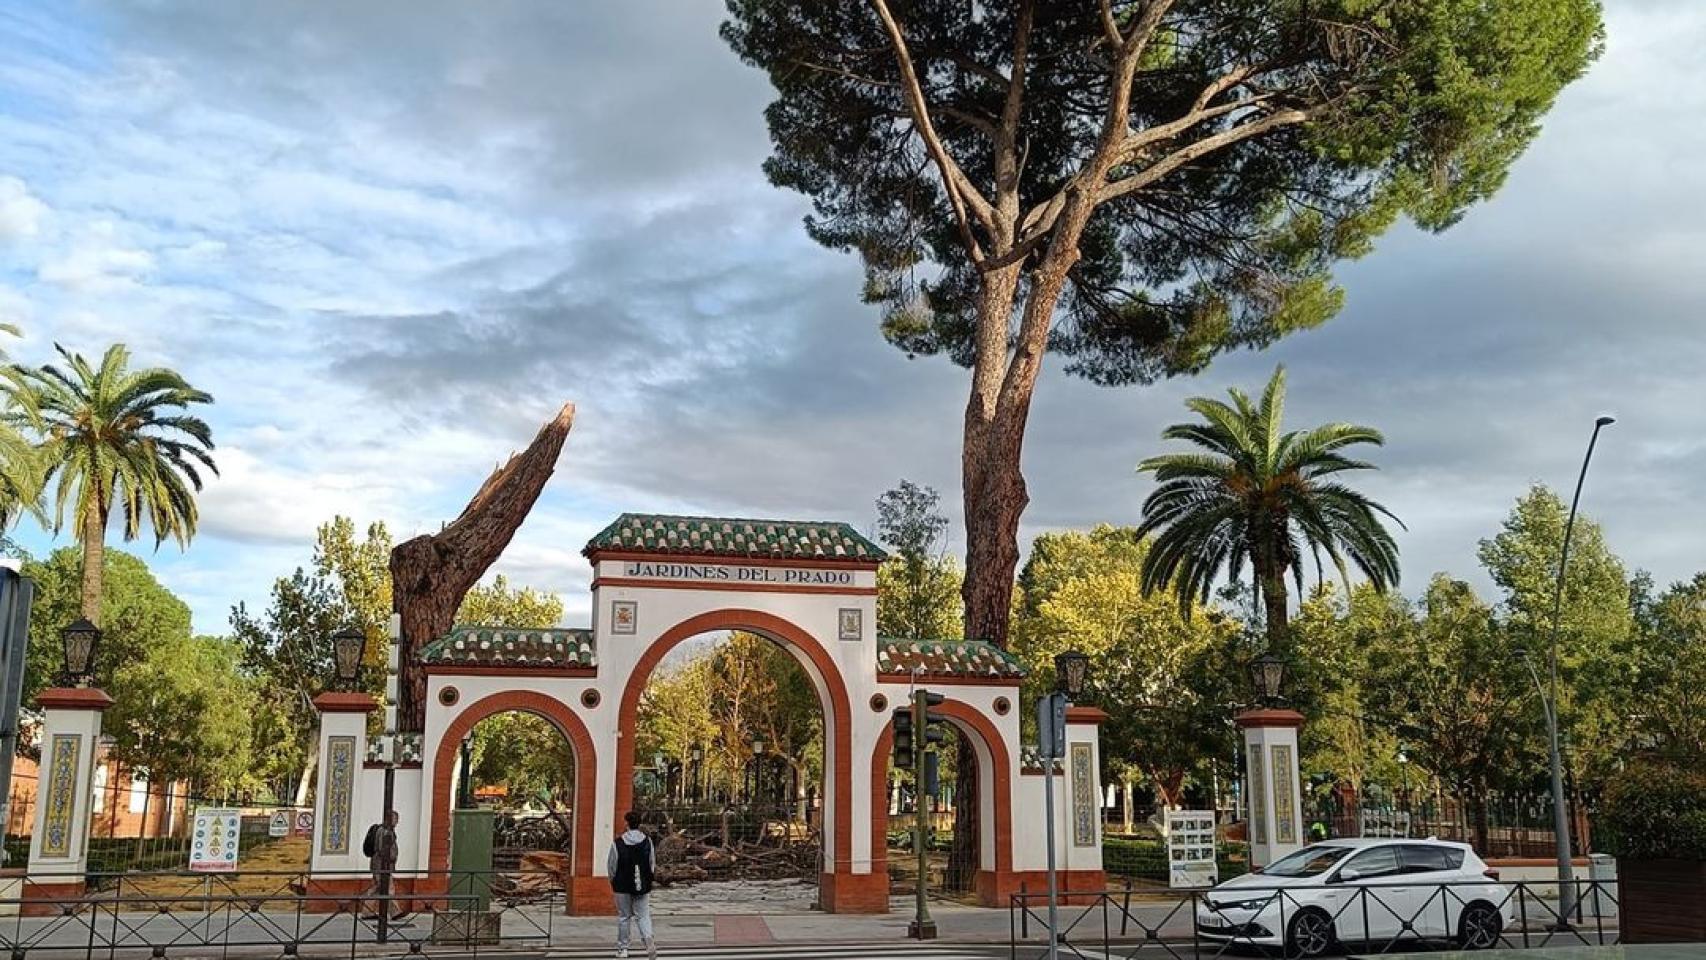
[1166,809,1219,889]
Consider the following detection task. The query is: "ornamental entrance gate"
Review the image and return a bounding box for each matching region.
[308,513,1107,915]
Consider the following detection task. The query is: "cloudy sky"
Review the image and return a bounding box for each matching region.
[2,1,1702,635]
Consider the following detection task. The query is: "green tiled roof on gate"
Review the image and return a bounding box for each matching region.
[418,625,597,668]
[583,513,887,564]
[877,637,1027,680]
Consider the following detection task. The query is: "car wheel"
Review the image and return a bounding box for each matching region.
[1457,902,1503,950]
[1286,909,1336,959]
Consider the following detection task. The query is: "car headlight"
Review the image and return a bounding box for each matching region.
[1211,896,1276,912]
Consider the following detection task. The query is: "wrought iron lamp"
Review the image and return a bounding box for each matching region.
[60,618,101,687]
[1250,652,1286,704]
[331,627,367,691]
[1054,649,1090,698]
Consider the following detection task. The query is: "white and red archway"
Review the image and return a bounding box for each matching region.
[309,513,1106,914]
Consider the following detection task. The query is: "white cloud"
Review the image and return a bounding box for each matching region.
[36,220,155,290]
[194,446,406,546]
[0,176,48,242]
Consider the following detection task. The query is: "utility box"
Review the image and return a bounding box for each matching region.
[448,808,495,914]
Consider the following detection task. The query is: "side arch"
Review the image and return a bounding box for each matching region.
[869,698,1013,905]
[428,690,599,878]
[614,608,855,877]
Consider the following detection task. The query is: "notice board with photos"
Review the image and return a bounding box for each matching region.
[1166,809,1219,888]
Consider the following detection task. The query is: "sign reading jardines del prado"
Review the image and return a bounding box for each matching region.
[284,512,1113,916]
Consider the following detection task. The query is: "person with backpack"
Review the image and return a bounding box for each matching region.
[361,810,401,920]
[607,810,657,959]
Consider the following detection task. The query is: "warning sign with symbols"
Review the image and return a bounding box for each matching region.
[269,810,290,838]
[189,808,242,872]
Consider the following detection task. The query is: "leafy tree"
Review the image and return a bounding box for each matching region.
[459,575,565,628]
[1013,526,1241,807]
[5,344,216,624]
[723,0,1602,650]
[230,569,356,802]
[1136,366,1401,653]
[1288,583,1409,794]
[467,712,577,809]
[874,480,962,639]
[106,633,256,796]
[20,548,253,793]
[1476,485,1632,783]
[635,632,824,806]
[20,547,192,706]
[313,516,393,675]
[1364,576,1534,851]
[1628,573,1706,762]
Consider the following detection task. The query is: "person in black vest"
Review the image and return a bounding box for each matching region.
[607,810,656,959]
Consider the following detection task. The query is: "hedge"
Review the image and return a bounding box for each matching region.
[1597,759,1706,861]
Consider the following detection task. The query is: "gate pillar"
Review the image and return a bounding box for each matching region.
[22,687,113,913]
[1236,707,1306,869]
[304,691,381,910]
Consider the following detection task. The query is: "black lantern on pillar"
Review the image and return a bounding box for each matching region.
[1250,652,1286,704]
[331,627,367,691]
[60,618,101,687]
[1054,649,1090,699]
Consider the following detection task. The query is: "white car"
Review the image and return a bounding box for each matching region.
[1195,838,1512,956]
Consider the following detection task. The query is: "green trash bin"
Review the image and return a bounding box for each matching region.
[449,808,495,913]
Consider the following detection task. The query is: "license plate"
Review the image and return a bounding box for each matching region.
[1201,916,1228,929]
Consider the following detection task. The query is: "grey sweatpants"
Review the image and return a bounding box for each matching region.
[615,892,653,949]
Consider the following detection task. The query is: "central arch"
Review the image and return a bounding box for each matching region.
[614,608,855,888]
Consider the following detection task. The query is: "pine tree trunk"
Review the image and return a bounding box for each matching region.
[392,404,574,730]
[80,501,107,625]
[955,207,1094,894]
[946,737,979,892]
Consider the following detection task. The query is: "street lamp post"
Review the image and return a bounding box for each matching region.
[1040,650,1090,960]
[1542,415,1613,926]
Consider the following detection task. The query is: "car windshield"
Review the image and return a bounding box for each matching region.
[1261,845,1353,877]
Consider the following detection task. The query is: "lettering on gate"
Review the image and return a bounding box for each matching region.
[620,561,855,586]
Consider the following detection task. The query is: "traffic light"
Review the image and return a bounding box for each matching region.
[892,705,914,765]
[920,690,948,749]
[923,747,940,797]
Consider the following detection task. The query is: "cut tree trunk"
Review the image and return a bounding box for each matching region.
[391,403,575,731]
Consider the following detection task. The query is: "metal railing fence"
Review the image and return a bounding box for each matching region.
[1009,878,1620,960]
[0,867,566,959]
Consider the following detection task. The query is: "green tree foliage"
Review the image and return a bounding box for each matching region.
[467,712,577,809]
[1288,583,1411,795]
[22,547,253,792]
[634,632,823,802]
[1627,573,1706,763]
[5,344,216,624]
[1476,485,1633,782]
[459,575,565,628]
[874,480,962,639]
[106,634,256,795]
[230,569,356,800]
[1363,576,1534,851]
[723,0,1602,650]
[1013,526,1242,806]
[1137,366,1401,652]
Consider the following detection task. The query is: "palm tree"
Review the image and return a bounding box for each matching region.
[1135,366,1401,653]
[6,344,217,623]
[0,323,45,531]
